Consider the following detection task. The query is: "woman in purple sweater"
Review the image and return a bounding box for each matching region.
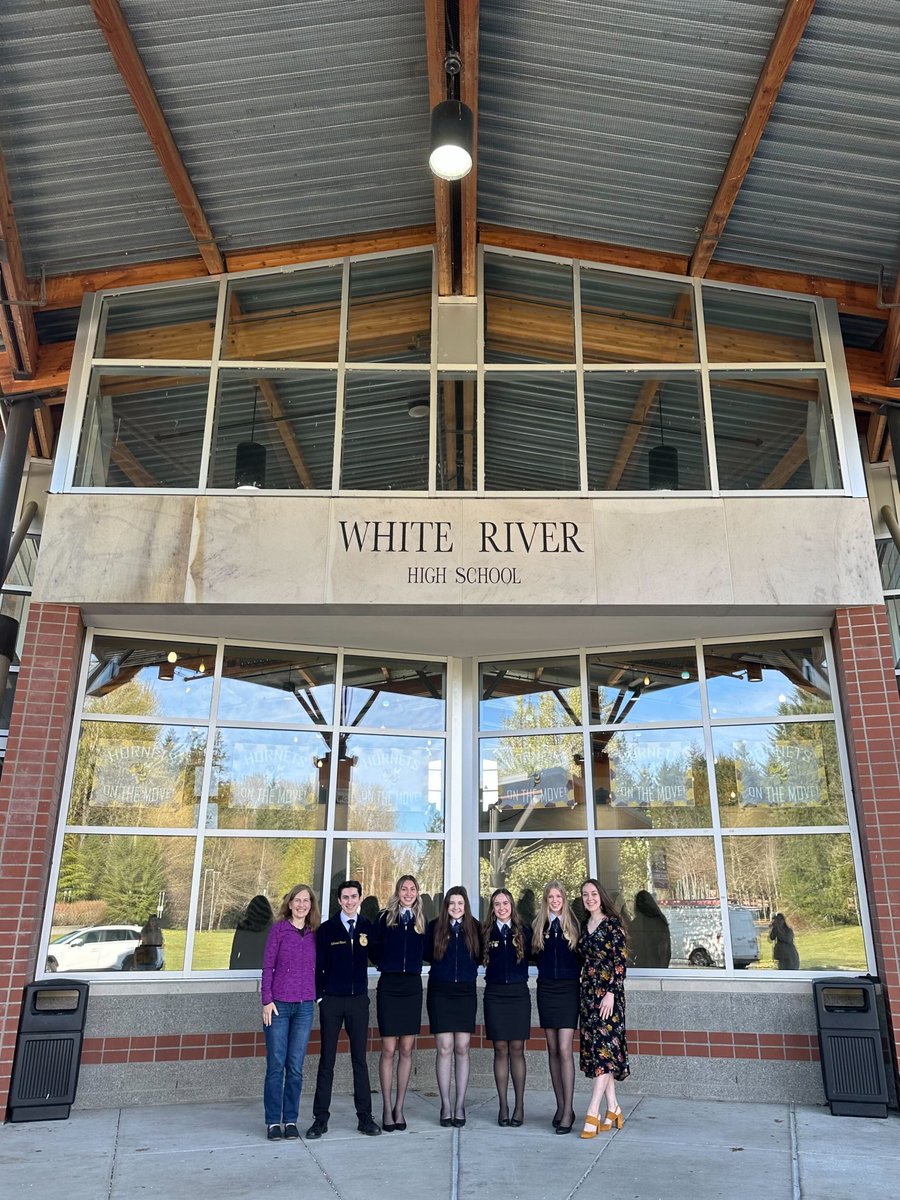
[261,884,319,1140]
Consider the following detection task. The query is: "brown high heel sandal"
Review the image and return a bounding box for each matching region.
[580,1115,602,1139]
[604,1106,623,1129]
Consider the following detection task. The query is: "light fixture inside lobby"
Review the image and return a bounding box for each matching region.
[648,391,679,490]
[408,396,430,419]
[235,386,267,491]
[429,46,473,181]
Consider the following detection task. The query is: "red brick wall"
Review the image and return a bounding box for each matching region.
[833,605,900,1080]
[0,603,84,1119]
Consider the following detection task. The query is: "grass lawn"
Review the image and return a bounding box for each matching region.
[749,923,867,972]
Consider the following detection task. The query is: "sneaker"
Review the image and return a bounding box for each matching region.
[357,1116,382,1136]
[267,1124,283,1140]
[305,1120,328,1139]
[283,1123,300,1139]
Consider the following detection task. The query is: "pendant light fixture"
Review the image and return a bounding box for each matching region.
[648,390,679,490]
[235,385,267,491]
[428,35,473,182]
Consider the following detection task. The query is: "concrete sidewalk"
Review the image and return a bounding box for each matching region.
[1,1089,897,1200]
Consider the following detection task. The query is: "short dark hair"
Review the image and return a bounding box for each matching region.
[337,879,362,898]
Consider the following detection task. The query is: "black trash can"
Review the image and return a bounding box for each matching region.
[7,979,89,1122]
[813,977,890,1118]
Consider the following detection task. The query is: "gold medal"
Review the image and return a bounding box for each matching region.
[359,933,368,947]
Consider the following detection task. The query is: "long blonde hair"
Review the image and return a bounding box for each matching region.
[532,880,579,951]
[382,874,426,935]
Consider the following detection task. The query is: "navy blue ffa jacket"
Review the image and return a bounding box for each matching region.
[484,922,533,985]
[424,919,481,983]
[532,918,580,981]
[315,911,375,998]
[370,911,425,975]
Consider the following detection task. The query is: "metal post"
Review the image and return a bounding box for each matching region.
[0,397,36,582]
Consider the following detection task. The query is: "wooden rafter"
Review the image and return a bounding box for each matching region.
[760,432,809,489]
[255,377,315,489]
[458,0,479,296]
[33,404,54,459]
[424,0,453,294]
[689,0,817,277]
[0,142,38,377]
[90,0,225,275]
[884,266,900,387]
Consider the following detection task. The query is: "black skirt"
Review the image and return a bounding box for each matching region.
[376,973,423,1037]
[536,978,579,1030]
[426,979,477,1034]
[483,981,532,1042]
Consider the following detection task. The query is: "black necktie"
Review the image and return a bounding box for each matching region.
[402,910,411,926]
[451,920,459,931]
[552,917,560,933]
[348,919,355,937]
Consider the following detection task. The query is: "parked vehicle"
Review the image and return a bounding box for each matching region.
[660,902,760,969]
[45,925,142,973]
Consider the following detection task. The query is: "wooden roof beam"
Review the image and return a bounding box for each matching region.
[0,142,38,377]
[689,0,817,277]
[884,267,900,387]
[424,0,453,294]
[458,0,479,296]
[90,0,225,275]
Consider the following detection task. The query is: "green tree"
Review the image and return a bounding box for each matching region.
[102,835,165,924]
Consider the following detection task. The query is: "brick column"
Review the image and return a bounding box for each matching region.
[833,606,900,1082]
[0,603,84,1119]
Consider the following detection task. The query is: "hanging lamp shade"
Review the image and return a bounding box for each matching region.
[429,100,474,180]
[235,441,267,490]
[648,443,679,490]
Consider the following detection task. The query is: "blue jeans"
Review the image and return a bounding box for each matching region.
[263,1000,315,1125]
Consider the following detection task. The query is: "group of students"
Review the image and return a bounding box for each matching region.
[260,875,629,1143]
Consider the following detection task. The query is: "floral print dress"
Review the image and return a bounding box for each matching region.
[577,916,629,1080]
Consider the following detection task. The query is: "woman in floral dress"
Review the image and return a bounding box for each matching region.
[577,878,629,1138]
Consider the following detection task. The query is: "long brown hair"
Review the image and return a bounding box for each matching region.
[383,874,426,934]
[278,883,321,931]
[431,886,480,961]
[482,888,526,964]
[532,880,579,951]
[580,878,623,926]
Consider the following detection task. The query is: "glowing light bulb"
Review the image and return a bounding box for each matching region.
[198,662,206,674]
[167,651,178,663]
[643,675,651,686]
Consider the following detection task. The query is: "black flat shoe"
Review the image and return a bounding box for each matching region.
[267,1124,283,1140]
[358,1116,382,1136]
[283,1123,300,1139]
[305,1120,327,1139]
[452,1111,466,1128]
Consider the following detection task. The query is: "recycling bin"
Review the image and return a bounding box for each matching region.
[7,979,89,1122]
[813,977,890,1118]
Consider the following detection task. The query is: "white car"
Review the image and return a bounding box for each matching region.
[662,903,760,969]
[46,925,142,973]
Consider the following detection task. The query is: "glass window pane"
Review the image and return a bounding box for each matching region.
[484,254,574,363]
[49,833,193,972]
[0,592,29,663]
[5,535,38,587]
[714,721,848,828]
[705,638,831,720]
[333,734,444,834]
[341,656,445,731]
[484,374,579,490]
[884,598,900,671]
[218,646,336,725]
[479,733,586,834]
[211,729,330,830]
[69,722,206,828]
[597,835,725,968]
[876,538,900,591]
[74,370,209,488]
[723,834,866,971]
[1,671,18,729]
[208,370,336,490]
[329,838,444,914]
[479,838,588,922]
[84,637,216,720]
[341,373,430,489]
[480,656,581,731]
[347,254,432,363]
[711,375,841,490]
[192,836,326,970]
[98,285,219,360]
[581,270,696,364]
[588,647,700,725]
[592,729,711,830]
[585,374,708,491]
[437,373,477,491]
[224,268,342,361]
[703,289,821,363]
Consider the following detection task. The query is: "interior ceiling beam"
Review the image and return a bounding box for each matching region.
[688,0,817,277]
[424,0,453,294]
[884,267,900,386]
[459,0,479,296]
[90,0,225,275]
[0,143,38,377]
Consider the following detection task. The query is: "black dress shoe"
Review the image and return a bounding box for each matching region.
[392,1110,407,1131]
[556,1111,575,1135]
[510,1115,524,1127]
[452,1111,466,1128]
[382,1120,396,1132]
[440,1113,453,1128]
[283,1123,300,1139]
[358,1116,382,1136]
[552,1115,562,1128]
[267,1124,283,1140]
[305,1120,327,1139]
[497,1112,510,1127]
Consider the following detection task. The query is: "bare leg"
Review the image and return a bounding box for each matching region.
[379,1036,397,1125]
[493,1040,510,1121]
[582,1072,611,1134]
[605,1076,619,1118]
[544,1028,564,1122]
[453,1032,470,1119]
[509,1039,526,1123]
[557,1028,576,1125]
[393,1035,415,1124]
[435,1034,453,1120]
